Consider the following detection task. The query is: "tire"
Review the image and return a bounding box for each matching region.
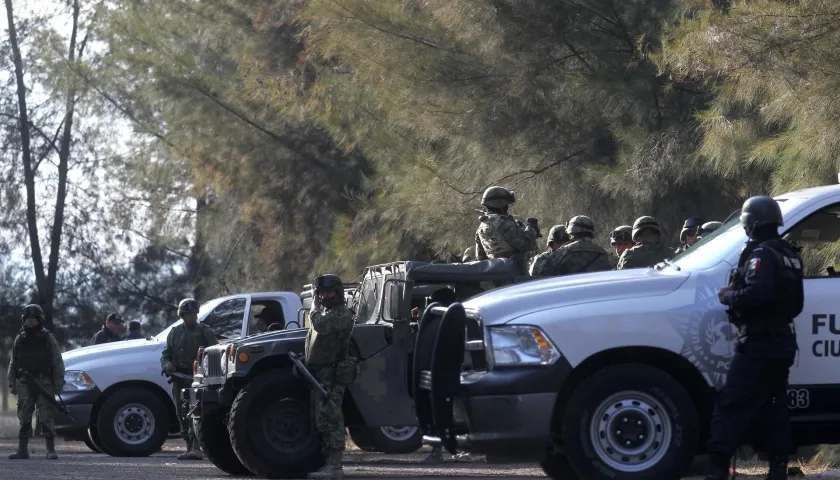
[560,364,699,480]
[83,429,102,453]
[95,387,170,457]
[195,411,251,476]
[229,370,323,478]
[540,450,580,479]
[348,426,423,454]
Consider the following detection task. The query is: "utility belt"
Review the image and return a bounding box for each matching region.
[17,369,51,379]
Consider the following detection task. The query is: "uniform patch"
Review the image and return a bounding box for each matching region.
[747,258,761,271]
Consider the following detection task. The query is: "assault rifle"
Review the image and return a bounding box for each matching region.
[289,352,338,408]
[19,370,70,416]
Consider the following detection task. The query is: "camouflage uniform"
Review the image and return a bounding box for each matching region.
[475,214,538,274]
[306,300,354,454]
[8,305,65,460]
[161,318,217,454]
[617,216,674,269]
[534,217,610,277]
[529,225,569,276]
[536,238,611,276]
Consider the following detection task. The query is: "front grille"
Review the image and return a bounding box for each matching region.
[463,315,487,372]
[203,350,224,379]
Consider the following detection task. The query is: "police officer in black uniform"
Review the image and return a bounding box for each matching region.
[705,196,804,480]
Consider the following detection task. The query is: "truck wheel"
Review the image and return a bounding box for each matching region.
[195,411,251,475]
[83,429,102,453]
[560,364,699,480]
[540,450,579,479]
[95,387,169,457]
[229,370,323,478]
[348,426,423,454]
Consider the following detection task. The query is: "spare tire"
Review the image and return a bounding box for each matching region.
[229,369,323,478]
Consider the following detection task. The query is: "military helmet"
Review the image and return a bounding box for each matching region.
[314,274,344,296]
[698,221,722,237]
[680,217,705,242]
[547,224,570,245]
[22,304,44,322]
[739,196,783,235]
[566,215,595,236]
[609,225,633,246]
[178,298,200,316]
[632,216,661,241]
[481,186,516,209]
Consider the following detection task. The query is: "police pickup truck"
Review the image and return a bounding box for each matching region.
[54,292,303,457]
[414,184,840,480]
[189,260,522,478]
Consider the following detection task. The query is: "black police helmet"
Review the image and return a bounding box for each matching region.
[739,196,782,235]
[314,274,344,296]
[682,217,705,230]
[22,304,44,322]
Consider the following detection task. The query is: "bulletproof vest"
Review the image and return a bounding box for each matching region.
[734,238,804,332]
[15,330,53,374]
[305,306,352,367]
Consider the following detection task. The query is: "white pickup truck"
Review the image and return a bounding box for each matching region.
[415,184,840,480]
[54,292,304,457]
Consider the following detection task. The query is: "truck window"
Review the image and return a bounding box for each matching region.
[247,301,286,335]
[783,202,840,278]
[203,297,247,340]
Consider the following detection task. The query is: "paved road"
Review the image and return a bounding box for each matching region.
[0,439,795,479]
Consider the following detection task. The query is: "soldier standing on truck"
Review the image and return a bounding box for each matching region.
[7,304,65,460]
[474,186,540,274]
[306,275,355,479]
[528,224,570,276]
[616,216,673,269]
[533,216,611,277]
[161,298,217,461]
[705,196,803,480]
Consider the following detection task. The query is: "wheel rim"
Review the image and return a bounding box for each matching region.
[380,426,418,442]
[589,391,672,473]
[113,403,156,445]
[262,399,313,453]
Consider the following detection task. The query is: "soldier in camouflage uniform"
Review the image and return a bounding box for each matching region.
[306,274,355,479]
[529,225,570,276]
[617,216,674,269]
[474,186,540,274]
[161,298,217,461]
[8,304,65,460]
[534,216,611,277]
[675,217,705,254]
[609,225,634,268]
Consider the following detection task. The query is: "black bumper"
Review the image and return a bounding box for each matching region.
[424,364,571,459]
[54,388,100,437]
[189,385,234,418]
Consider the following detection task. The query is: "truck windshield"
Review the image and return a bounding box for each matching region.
[154,297,225,341]
[672,196,805,271]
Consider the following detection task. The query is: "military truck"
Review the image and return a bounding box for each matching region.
[188,259,523,478]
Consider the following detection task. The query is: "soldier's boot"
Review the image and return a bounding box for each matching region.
[183,442,203,461]
[8,437,29,460]
[764,456,787,480]
[703,452,731,480]
[45,436,58,460]
[309,449,343,479]
[177,438,196,460]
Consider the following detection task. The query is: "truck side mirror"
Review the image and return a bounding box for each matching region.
[382,280,410,322]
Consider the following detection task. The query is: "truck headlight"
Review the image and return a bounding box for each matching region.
[487,326,560,367]
[201,354,211,376]
[63,371,96,392]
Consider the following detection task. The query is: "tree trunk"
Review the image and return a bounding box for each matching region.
[4,0,48,321]
[43,0,81,331]
[189,195,212,301]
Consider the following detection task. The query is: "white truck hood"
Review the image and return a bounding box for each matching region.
[63,339,163,370]
[464,267,690,325]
